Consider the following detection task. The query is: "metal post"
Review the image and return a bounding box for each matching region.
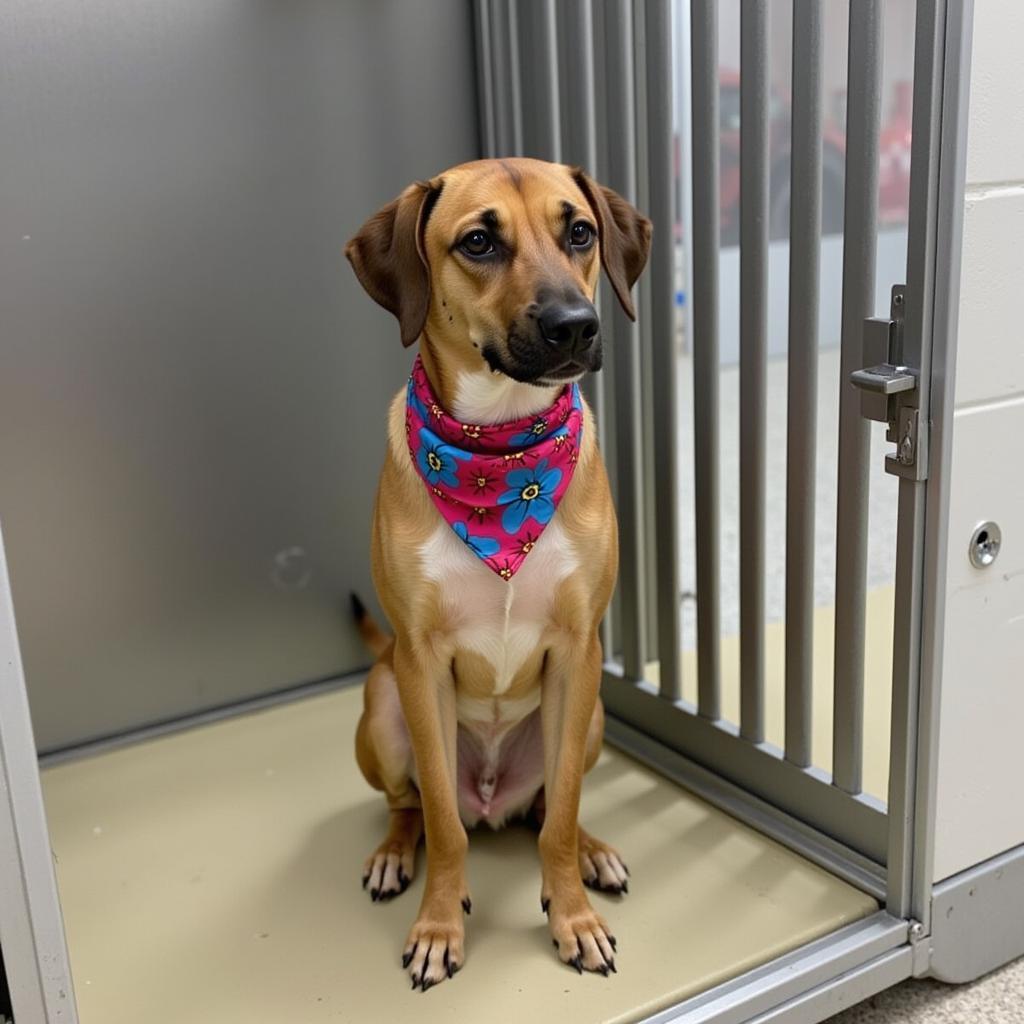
[690,0,722,721]
[832,0,883,796]
[0,522,79,1022]
[739,0,769,743]
[645,0,682,701]
[784,0,824,768]
[602,0,648,682]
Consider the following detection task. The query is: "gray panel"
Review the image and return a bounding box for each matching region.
[0,0,479,750]
[930,843,1024,984]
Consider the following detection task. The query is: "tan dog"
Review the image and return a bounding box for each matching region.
[345,157,650,990]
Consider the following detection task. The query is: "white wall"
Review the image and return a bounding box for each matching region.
[932,2,1024,882]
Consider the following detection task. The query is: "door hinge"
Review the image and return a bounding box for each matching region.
[850,285,928,480]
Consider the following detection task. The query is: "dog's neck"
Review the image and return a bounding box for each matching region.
[418,345,561,426]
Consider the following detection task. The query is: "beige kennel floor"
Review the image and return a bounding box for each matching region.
[42,684,878,1024]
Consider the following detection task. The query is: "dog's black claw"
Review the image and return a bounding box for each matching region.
[446,954,453,979]
[569,955,583,975]
[370,888,380,902]
[608,959,617,973]
[461,897,472,915]
[411,976,418,990]
[608,935,617,951]
[621,880,629,894]
[399,878,410,894]
[402,945,416,969]
[361,874,370,890]
[597,963,609,977]
[553,939,560,950]
[421,976,435,993]
[623,864,631,877]
[541,897,550,915]
[398,867,408,886]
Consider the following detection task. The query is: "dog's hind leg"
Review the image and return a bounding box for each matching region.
[355,654,423,901]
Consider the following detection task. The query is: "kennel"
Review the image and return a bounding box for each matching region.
[2,0,1023,1021]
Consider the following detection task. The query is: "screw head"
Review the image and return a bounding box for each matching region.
[969,521,1001,569]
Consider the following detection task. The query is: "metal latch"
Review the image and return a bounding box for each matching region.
[850,285,923,476]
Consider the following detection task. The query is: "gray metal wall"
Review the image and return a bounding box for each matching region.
[0,0,479,751]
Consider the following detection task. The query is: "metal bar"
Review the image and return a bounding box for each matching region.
[516,0,560,160]
[783,0,823,768]
[506,0,524,155]
[740,948,914,1024]
[645,0,682,700]
[602,671,889,864]
[472,0,497,157]
[908,0,974,931]
[886,0,950,923]
[601,0,646,681]
[604,714,887,899]
[0,522,79,1022]
[831,0,883,796]
[641,912,908,1024]
[557,0,611,654]
[690,0,722,720]
[739,0,769,741]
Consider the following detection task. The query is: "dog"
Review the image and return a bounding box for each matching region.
[345,157,651,990]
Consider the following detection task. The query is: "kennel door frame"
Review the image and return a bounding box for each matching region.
[0,520,79,1023]
[472,0,973,922]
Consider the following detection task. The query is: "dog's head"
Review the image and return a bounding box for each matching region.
[345,158,651,388]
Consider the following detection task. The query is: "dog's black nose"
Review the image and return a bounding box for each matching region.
[538,300,600,355]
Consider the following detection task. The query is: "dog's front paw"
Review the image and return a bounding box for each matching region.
[543,890,617,976]
[401,898,470,991]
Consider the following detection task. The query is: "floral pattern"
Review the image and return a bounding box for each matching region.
[405,355,583,579]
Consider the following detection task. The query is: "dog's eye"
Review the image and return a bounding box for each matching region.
[570,221,595,249]
[459,229,495,258]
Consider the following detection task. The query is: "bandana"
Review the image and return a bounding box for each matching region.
[405,356,583,580]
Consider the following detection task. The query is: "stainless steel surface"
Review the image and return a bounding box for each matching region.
[739,0,769,743]
[645,0,683,702]
[690,0,723,721]
[832,0,884,797]
[0,523,78,1022]
[604,0,648,682]
[0,0,478,751]
[784,0,824,769]
[967,521,1000,568]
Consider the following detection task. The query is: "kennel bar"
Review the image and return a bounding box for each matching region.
[644,0,683,702]
[690,0,722,720]
[602,0,649,682]
[831,0,884,798]
[783,0,823,770]
[738,0,769,745]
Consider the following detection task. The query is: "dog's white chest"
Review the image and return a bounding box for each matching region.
[419,518,578,695]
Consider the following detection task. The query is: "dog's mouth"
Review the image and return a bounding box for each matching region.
[481,339,602,387]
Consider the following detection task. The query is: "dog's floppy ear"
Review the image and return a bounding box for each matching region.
[572,169,652,321]
[345,180,443,347]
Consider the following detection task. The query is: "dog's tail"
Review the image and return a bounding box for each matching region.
[350,592,391,658]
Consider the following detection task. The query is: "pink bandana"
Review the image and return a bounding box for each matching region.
[405,356,583,580]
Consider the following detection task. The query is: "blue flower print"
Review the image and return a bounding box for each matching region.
[510,415,551,448]
[415,427,471,488]
[407,378,429,423]
[452,521,501,559]
[497,458,562,533]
